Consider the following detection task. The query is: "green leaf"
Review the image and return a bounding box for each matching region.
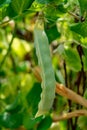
[26,82,42,116]
[64,47,81,71]
[0,0,11,19]
[0,0,11,7]
[0,112,23,128]
[44,5,60,21]
[70,20,87,37]
[78,116,87,130]
[37,116,52,130]
[23,115,42,129]
[5,92,22,113]
[45,24,60,43]
[55,70,65,84]
[5,4,17,18]
[82,48,87,71]
[36,0,54,4]
[10,0,34,15]
[78,0,87,14]
[36,0,63,4]
[15,61,29,72]
[57,3,67,14]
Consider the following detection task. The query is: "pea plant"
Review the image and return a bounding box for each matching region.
[0,0,87,130]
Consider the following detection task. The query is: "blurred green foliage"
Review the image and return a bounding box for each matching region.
[0,0,87,130]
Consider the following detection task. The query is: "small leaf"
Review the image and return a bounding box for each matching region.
[64,47,81,71]
[55,70,65,84]
[57,3,67,14]
[5,92,22,113]
[36,0,63,4]
[78,0,87,14]
[37,116,52,130]
[26,82,42,116]
[36,0,53,4]
[9,0,34,15]
[45,24,60,43]
[23,115,42,129]
[70,20,87,37]
[0,0,11,7]
[82,48,87,71]
[78,116,87,130]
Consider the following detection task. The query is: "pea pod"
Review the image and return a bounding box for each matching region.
[34,20,56,117]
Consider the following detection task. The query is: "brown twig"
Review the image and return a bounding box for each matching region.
[68,11,80,21]
[56,83,87,108]
[52,109,87,122]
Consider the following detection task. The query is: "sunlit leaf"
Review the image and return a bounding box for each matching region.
[23,115,42,129]
[0,0,11,7]
[36,0,54,4]
[78,0,87,14]
[9,0,35,15]
[64,47,81,71]
[70,20,87,37]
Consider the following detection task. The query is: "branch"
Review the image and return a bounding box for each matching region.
[33,66,87,108]
[52,109,87,122]
[68,11,80,21]
[56,83,87,108]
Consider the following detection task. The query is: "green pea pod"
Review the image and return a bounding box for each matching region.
[34,20,56,117]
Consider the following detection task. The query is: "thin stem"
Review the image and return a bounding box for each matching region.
[63,61,68,87]
[68,11,80,21]
[63,61,74,130]
[0,29,15,69]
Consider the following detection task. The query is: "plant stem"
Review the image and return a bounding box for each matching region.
[52,109,87,122]
[0,29,15,69]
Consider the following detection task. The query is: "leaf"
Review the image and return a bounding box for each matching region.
[78,116,87,130]
[36,0,54,4]
[0,112,23,128]
[55,70,65,84]
[34,20,56,117]
[5,92,22,113]
[57,3,67,14]
[37,116,52,130]
[36,0,63,4]
[0,0,11,7]
[64,47,81,72]
[0,0,11,19]
[26,82,42,116]
[82,48,87,71]
[44,5,59,22]
[78,0,87,14]
[10,0,34,15]
[23,115,42,129]
[70,20,87,37]
[15,61,29,72]
[45,24,60,43]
